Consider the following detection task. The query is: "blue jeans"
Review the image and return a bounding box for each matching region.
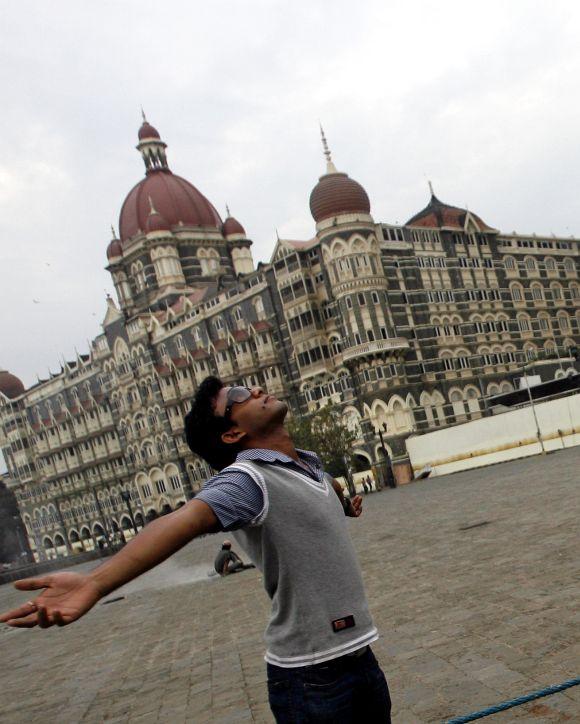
[267,647,391,723]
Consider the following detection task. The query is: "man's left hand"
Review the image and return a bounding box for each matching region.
[347,495,363,517]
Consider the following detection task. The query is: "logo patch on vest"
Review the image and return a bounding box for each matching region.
[332,615,355,633]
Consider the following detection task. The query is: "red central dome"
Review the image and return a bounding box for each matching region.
[119,171,223,242]
[0,370,25,399]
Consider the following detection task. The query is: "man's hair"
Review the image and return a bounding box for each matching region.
[184,376,241,470]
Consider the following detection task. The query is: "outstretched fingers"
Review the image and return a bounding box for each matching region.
[13,576,51,591]
[0,598,38,624]
[4,612,39,628]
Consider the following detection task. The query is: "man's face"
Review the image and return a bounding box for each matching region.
[213,386,288,442]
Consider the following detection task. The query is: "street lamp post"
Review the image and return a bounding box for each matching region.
[12,515,31,565]
[120,489,139,535]
[522,364,545,455]
[375,422,396,489]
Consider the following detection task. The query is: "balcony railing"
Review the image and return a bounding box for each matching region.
[342,337,410,363]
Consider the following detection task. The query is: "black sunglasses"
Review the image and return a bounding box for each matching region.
[223,386,252,421]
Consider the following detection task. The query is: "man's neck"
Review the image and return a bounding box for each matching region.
[243,427,299,461]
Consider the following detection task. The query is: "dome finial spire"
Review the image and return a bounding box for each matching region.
[428,180,435,198]
[319,123,337,174]
[226,203,231,217]
[137,117,168,173]
[111,224,117,239]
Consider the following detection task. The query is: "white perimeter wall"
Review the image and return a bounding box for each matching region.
[406,393,580,477]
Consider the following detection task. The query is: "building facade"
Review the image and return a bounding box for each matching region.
[1,118,579,561]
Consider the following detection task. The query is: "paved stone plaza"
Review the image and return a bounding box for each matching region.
[2,449,580,723]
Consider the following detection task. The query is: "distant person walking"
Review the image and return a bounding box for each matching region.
[1,378,391,723]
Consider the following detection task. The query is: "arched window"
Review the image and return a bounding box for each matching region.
[504,255,516,271]
[564,257,575,274]
[524,256,537,273]
[510,283,523,302]
[537,313,550,332]
[524,343,538,361]
[544,257,556,271]
[449,389,467,422]
[557,312,570,333]
[551,282,564,302]
[517,314,530,332]
[132,261,146,292]
[531,283,544,301]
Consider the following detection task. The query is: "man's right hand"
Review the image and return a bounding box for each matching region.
[0,572,102,628]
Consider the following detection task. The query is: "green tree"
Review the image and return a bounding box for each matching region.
[287,404,357,491]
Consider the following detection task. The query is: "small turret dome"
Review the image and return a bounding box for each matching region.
[146,197,171,233]
[0,369,25,399]
[309,172,370,223]
[309,125,371,223]
[138,121,160,140]
[223,215,245,237]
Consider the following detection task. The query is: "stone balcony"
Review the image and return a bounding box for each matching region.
[342,337,410,364]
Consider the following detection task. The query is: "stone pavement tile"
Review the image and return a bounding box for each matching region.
[211,705,254,722]
[392,709,424,724]
[127,715,162,724]
[472,662,528,690]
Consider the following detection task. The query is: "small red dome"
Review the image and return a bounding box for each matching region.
[0,370,25,399]
[146,207,171,233]
[138,121,160,140]
[107,238,123,259]
[119,172,222,242]
[223,216,245,236]
[309,172,370,223]
[407,194,493,231]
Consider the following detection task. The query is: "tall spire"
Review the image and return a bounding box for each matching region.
[225,203,231,218]
[428,180,435,198]
[319,123,338,174]
[141,107,147,122]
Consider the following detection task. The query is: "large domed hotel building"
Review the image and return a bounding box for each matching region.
[1,118,579,561]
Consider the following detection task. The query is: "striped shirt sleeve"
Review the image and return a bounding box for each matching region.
[195,469,265,531]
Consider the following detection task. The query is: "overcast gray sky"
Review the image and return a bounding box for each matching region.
[2,0,580,389]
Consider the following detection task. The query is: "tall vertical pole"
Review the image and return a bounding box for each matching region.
[523,365,545,454]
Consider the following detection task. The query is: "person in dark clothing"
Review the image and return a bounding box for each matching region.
[214,540,254,576]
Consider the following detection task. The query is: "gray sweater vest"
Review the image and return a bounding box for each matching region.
[229,461,378,668]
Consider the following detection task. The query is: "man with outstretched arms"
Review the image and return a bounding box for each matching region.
[1,377,391,723]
